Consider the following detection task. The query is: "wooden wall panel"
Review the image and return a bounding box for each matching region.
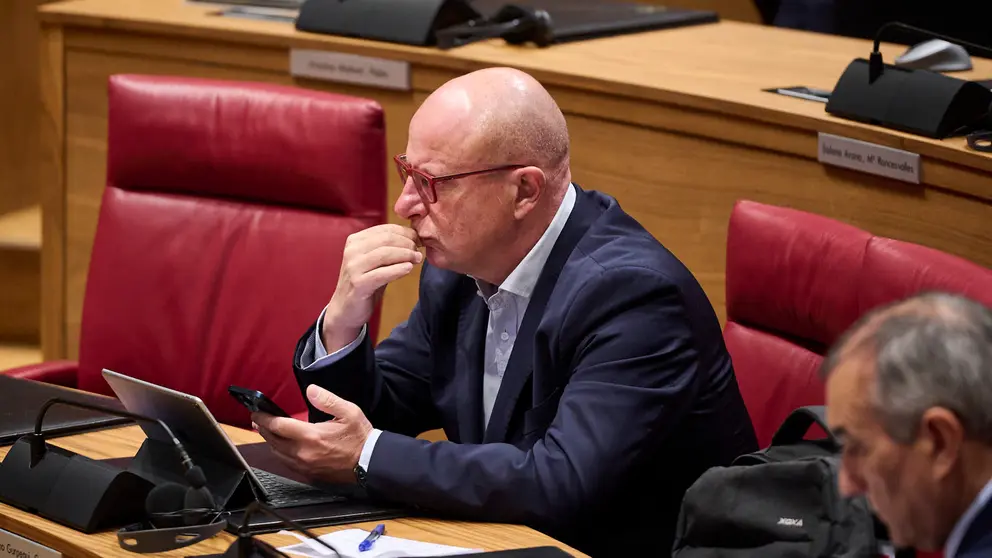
[568,114,992,324]
[39,22,65,359]
[0,248,41,343]
[0,0,55,214]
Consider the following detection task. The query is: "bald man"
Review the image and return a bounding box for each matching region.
[254,68,756,555]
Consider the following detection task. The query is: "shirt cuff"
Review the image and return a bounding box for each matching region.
[304,308,367,370]
[358,428,382,471]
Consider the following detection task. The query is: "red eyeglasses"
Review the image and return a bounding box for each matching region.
[394,154,525,205]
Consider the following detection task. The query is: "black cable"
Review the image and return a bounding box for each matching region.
[33,397,193,469]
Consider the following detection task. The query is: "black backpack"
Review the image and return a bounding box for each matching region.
[671,406,898,558]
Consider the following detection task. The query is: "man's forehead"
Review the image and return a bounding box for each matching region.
[407,126,487,174]
[412,86,475,131]
[409,115,471,148]
[405,140,478,174]
[825,354,876,431]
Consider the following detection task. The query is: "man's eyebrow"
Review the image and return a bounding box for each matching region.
[415,160,444,176]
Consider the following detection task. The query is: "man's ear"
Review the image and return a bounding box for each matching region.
[919,407,964,481]
[513,166,545,219]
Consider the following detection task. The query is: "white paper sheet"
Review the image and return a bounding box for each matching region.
[278,528,482,558]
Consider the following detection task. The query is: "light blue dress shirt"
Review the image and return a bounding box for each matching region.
[945,477,992,557]
[304,184,577,472]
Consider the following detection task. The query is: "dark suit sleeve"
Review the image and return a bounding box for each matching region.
[293,297,441,437]
[361,267,703,533]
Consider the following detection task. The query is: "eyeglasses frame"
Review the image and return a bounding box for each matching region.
[394,154,527,205]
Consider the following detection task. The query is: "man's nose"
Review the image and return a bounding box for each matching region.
[394,177,426,219]
[838,465,865,498]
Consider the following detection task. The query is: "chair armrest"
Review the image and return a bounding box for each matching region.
[4,360,79,388]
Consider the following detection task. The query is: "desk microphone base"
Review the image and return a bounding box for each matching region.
[827,58,992,139]
[0,435,154,533]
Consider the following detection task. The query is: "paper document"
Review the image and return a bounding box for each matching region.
[278,528,481,558]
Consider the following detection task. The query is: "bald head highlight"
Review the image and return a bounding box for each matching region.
[415,67,570,186]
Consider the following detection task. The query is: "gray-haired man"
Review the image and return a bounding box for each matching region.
[821,291,992,558]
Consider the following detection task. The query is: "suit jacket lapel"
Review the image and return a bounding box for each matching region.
[455,285,488,444]
[959,497,992,556]
[483,186,604,443]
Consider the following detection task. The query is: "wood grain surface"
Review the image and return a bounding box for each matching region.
[0,425,583,558]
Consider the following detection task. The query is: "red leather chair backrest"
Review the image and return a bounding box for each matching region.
[725,200,992,448]
[77,75,387,427]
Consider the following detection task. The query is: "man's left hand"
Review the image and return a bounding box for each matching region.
[253,385,372,484]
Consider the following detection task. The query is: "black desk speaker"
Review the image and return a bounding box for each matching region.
[0,436,153,533]
[826,58,992,139]
[295,0,480,46]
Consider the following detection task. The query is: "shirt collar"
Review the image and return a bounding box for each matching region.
[475,183,577,300]
[945,476,992,558]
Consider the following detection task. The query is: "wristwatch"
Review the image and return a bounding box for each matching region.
[353,463,368,488]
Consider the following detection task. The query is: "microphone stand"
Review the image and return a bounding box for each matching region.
[826,22,992,139]
[223,501,342,557]
[0,397,172,532]
[868,22,992,83]
[31,397,194,469]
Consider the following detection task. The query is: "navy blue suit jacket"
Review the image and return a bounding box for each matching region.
[957,496,992,558]
[294,187,757,556]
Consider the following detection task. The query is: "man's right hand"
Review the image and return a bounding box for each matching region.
[322,224,422,352]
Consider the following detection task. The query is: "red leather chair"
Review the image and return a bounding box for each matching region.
[5,75,386,427]
[725,200,992,449]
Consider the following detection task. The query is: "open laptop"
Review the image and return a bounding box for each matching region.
[101,369,347,510]
[470,0,719,44]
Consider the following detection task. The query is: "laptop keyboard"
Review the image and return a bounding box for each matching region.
[251,467,346,508]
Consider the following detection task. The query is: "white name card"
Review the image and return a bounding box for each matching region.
[290,49,410,91]
[817,132,921,184]
[0,528,61,558]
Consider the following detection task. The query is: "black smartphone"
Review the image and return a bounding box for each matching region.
[228,385,290,417]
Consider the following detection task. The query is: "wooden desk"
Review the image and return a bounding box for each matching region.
[37,0,992,360]
[0,425,582,558]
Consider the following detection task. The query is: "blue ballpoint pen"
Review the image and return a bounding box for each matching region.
[359,524,386,552]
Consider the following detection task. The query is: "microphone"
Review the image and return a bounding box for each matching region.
[223,501,342,557]
[116,477,227,553]
[0,397,213,533]
[825,22,992,139]
[435,5,552,49]
[31,397,194,471]
[868,22,992,83]
[33,398,221,524]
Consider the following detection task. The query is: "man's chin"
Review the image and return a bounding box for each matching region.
[424,246,443,267]
[424,246,463,274]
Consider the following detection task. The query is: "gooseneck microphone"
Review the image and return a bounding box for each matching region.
[435,5,553,49]
[32,397,194,470]
[35,398,217,520]
[28,397,232,553]
[0,395,225,537]
[826,21,992,139]
[224,501,342,558]
[868,22,992,83]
